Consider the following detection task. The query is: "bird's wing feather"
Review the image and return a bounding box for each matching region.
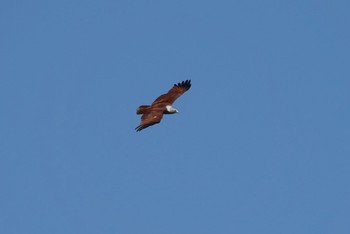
[135,109,164,132]
[152,80,191,105]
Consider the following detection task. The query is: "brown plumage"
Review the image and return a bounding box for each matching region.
[135,80,191,132]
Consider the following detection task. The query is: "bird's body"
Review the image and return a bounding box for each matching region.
[135,80,191,132]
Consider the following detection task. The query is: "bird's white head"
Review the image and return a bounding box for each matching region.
[166,105,179,114]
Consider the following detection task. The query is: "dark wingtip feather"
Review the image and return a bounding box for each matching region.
[135,125,142,132]
[174,79,191,90]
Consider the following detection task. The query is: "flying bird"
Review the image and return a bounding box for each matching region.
[135,80,191,132]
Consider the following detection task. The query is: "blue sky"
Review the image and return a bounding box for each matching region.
[1,0,349,233]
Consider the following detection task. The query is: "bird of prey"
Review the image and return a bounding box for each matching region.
[135,80,191,132]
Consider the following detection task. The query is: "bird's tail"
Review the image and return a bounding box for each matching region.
[136,105,150,114]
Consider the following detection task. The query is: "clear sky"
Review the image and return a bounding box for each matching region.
[1,0,349,233]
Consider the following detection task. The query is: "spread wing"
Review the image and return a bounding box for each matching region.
[152,80,191,106]
[135,109,164,132]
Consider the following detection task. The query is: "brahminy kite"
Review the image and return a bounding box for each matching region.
[135,80,191,132]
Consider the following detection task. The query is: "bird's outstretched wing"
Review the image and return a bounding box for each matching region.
[135,109,164,132]
[152,80,191,106]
